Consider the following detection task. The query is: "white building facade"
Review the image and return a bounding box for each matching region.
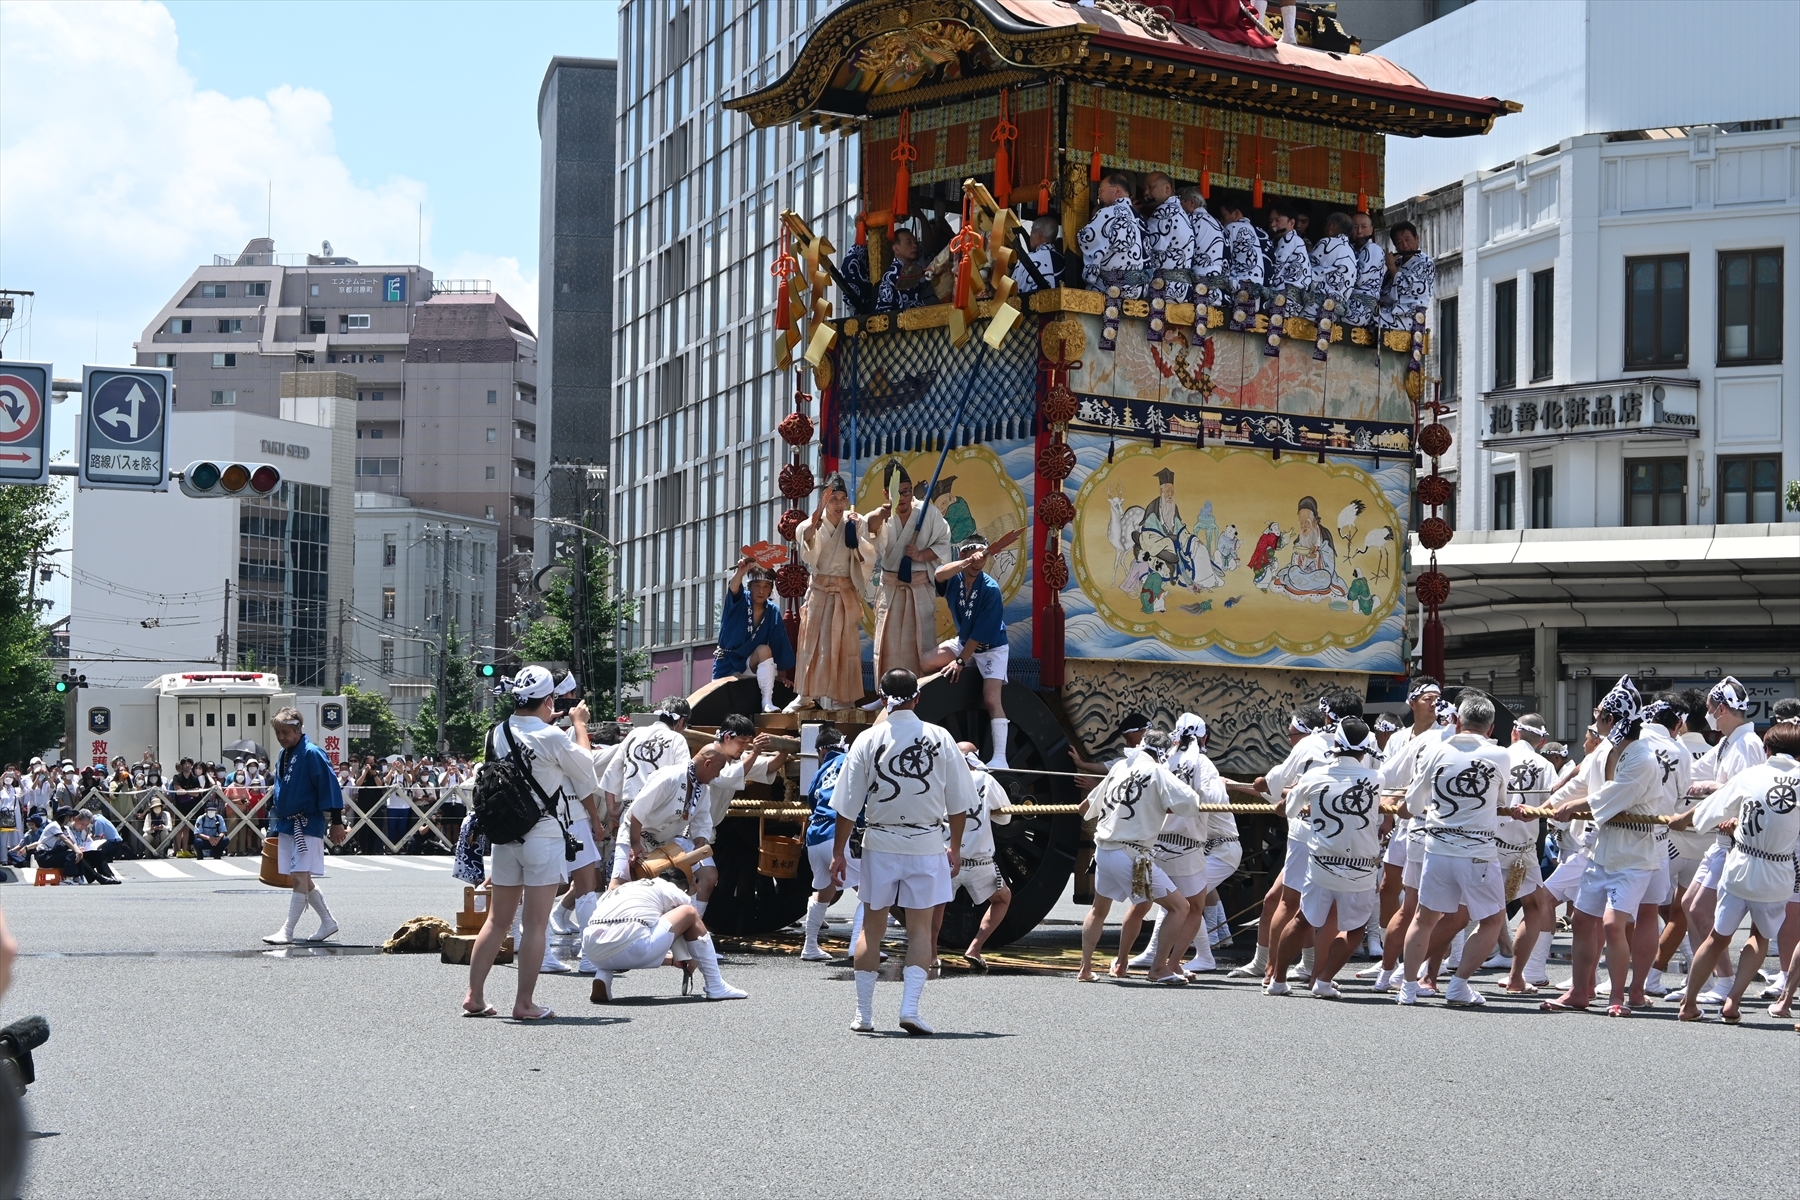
[351,492,498,725]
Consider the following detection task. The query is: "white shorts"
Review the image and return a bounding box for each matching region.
[1204,840,1243,890]
[953,858,1006,905]
[491,836,566,888]
[1094,846,1176,904]
[941,638,1009,683]
[1401,839,1426,890]
[568,818,602,872]
[1417,853,1505,922]
[1281,834,1309,890]
[1714,890,1789,939]
[807,839,861,891]
[862,848,952,910]
[1299,875,1377,930]
[1383,832,1409,868]
[583,917,678,971]
[1673,855,1701,891]
[277,831,325,877]
[1694,840,1730,892]
[1642,854,1674,907]
[1543,852,1590,904]
[1573,863,1653,918]
[1497,843,1545,900]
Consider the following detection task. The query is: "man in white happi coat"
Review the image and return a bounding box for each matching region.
[1306,211,1357,323]
[1378,220,1436,332]
[1140,172,1196,303]
[1680,675,1767,1003]
[1499,712,1560,994]
[1128,713,1235,974]
[1076,730,1201,985]
[1219,199,1263,329]
[829,669,975,1035]
[1264,200,1312,320]
[600,700,692,890]
[1362,677,1448,992]
[1346,210,1385,327]
[1626,696,1693,1005]
[1078,172,1147,298]
[1394,694,1516,1008]
[1179,187,1225,315]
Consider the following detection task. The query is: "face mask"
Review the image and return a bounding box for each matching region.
[1706,710,1719,731]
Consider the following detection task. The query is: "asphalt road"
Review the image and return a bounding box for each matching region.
[5,860,1796,1198]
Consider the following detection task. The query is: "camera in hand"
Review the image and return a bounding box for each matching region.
[0,1016,49,1095]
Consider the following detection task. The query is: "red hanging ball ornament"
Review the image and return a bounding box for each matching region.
[1041,383,1078,426]
[1036,441,1076,482]
[1417,516,1454,551]
[775,562,810,599]
[1037,491,1075,528]
[778,462,816,501]
[1417,475,1454,509]
[1418,423,1453,459]
[1415,570,1451,607]
[778,410,814,446]
[777,508,807,542]
[1042,552,1070,591]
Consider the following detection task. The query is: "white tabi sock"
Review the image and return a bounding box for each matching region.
[1206,901,1229,945]
[307,888,335,927]
[854,969,877,1027]
[900,963,927,1019]
[1526,931,1553,982]
[1445,929,1466,970]
[1280,4,1297,42]
[688,934,745,999]
[282,892,307,938]
[754,658,777,710]
[1130,908,1165,967]
[1299,945,1316,979]
[574,890,598,926]
[804,900,830,952]
[1248,942,1269,972]
[985,718,1011,770]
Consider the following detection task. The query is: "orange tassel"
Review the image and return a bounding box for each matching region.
[1356,160,1368,212]
[856,213,867,245]
[891,110,915,220]
[992,88,1016,205]
[1253,175,1264,208]
[1038,105,1053,213]
[770,228,797,332]
[1200,168,1211,200]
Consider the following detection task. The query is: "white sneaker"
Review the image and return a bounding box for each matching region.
[1369,968,1396,993]
[549,905,580,936]
[1482,952,1512,970]
[1444,976,1486,1007]
[1310,979,1341,1000]
[1264,980,1291,996]
[1396,979,1421,1006]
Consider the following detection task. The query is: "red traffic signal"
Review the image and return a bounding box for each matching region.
[179,461,281,499]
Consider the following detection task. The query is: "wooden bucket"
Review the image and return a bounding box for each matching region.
[259,836,292,889]
[756,818,802,879]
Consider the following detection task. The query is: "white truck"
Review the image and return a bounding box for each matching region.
[73,672,349,769]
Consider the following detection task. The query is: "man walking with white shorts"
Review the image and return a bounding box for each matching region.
[829,669,975,1035]
[263,707,349,946]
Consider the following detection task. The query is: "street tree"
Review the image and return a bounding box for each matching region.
[515,543,652,718]
[344,684,401,759]
[0,484,65,762]
[407,624,490,756]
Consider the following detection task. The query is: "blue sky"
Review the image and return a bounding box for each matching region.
[0,0,618,616]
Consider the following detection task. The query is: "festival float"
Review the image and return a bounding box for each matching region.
[684,0,1517,945]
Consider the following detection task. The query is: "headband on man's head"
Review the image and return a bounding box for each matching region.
[1407,679,1442,703]
[500,665,557,701]
[957,535,989,558]
[1373,714,1399,733]
[1288,712,1313,736]
[1513,719,1549,741]
[1638,700,1676,729]
[1317,695,1340,723]
[1333,721,1378,755]
[963,750,984,771]
[1708,676,1750,713]
[1597,675,1640,721]
[1434,699,1457,725]
[1174,712,1207,743]
[1117,712,1149,737]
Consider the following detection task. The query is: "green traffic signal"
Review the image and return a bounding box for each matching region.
[54,677,71,694]
[477,663,499,679]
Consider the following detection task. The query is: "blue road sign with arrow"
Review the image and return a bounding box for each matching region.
[80,366,172,490]
[0,360,52,485]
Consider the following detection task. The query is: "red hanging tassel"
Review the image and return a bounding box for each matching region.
[1038,106,1053,213]
[1200,168,1211,200]
[1198,129,1212,199]
[1088,95,1103,183]
[1038,600,1066,689]
[891,110,915,220]
[991,88,1015,204]
[1356,160,1368,213]
[770,227,797,332]
[782,608,801,658]
[855,212,867,245]
[1253,174,1264,209]
[950,194,981,311]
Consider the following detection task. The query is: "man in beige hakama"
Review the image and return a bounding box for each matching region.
[786,474,870,711]
[865,463,952,680]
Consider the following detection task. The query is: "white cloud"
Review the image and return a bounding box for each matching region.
[439,252,539,334]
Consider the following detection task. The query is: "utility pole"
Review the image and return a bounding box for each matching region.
[435,525,451,756]
[333,599,349,691]
[218,578,232,670]
[570,509,588,708]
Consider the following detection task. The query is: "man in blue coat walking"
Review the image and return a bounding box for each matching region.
[264,707,349,945]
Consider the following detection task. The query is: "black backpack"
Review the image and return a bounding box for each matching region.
[471,721,552,846]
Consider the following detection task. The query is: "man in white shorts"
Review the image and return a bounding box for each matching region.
[262,707,350,945]
[1544,689,1663,1015]
[829,669,975,1035]
[582,876,746,1003]
[1230,705,1332,981]
[1499,713,1558,994]
[1363,677,1446,990]
[1681,676,1767,1004]
[802,724,857,961]
[1130,713,1235,973]
[923,536,1012,770]
[1395,695,1514,1008]
[931,743,1013,969]
[1076,730,1201,984]
[1273,718,1383,998]
[599,699,693,891]
[1672,721,1800,1022]
[621,739,745,912]
[1627,696,1692,1005]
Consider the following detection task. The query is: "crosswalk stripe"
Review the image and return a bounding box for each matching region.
[385,857,451,872]
[137,860,189,880]
[325,858,383,872]
[193,860,254,877]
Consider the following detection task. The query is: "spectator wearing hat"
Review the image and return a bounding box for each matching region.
[6,813,46,869]
[193,802,230,859]
[141,798,174,858]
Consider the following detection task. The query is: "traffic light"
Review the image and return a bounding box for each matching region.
[476,663,500,680]
[178,460,281,499]
[54,672,87,693]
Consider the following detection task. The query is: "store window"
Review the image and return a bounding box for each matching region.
[1718,456,1780,524]
[1626,458,1686,526]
